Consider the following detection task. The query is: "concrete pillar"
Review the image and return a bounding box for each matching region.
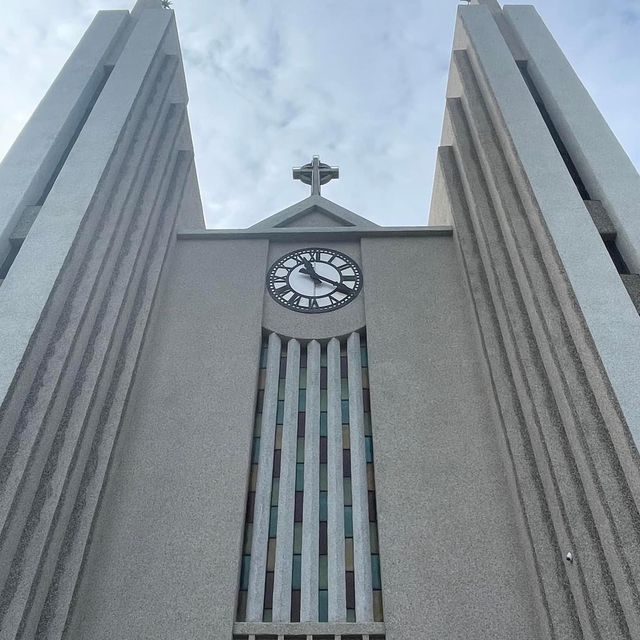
[300,340,320,621]
[247,333,281,621]
[272,339,301,621]
[347,332,373,622]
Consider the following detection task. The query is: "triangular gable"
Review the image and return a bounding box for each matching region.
[250,195,378,230]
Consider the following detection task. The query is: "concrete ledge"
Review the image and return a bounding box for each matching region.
[233,621,386,635]
[177,226,453,240]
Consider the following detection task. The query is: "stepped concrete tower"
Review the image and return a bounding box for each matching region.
[0,0,639,639]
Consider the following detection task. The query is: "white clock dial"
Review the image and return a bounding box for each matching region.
[267,248,363,313]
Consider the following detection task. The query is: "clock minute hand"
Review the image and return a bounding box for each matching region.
[300,269,352,295]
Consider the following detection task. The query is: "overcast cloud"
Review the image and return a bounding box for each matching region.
[0,0,639,228]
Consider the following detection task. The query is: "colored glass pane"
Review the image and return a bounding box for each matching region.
[369,522,379,553]
[236,591,247,621]
[267,538,276,570]
[291,589,301,623]
[320,412,327,436]
[251,437,260,464]
[276,400,284,424]
[263,608,272,622]
[371,554,382,590]
[345,537,354,571]
[341,400,349,424]
[361,368,369,389]
[299,368,307,389]
[298,389,306,411]
[373,591,384,622]
[295,463,304,491]
[293,522,303,554]
[345,571,355,608]
[340,357,348,377]
[320,367,327,389]
[320,490,328,522]
[344,506,353,536]
[278,380,286,400]
[320,436,327,464]
[342,425,350,449]
[297,412,305,437]
[364,412,372,435]
[347,609,356,622]
[294,491,304,522]
[240,554,251,590]
[367,464,375,490]
[365,435,374,463]
[320,389,328,411]
[363,389,371,413]
[254,414,262,437]
[319,464,327,491]
[341,378,349,399]
[292,554,302,589]
[360,345,368,366]
[343,478,352,505]
[273,450,281,478]
[275,425,283,450]
[319,521,328,554]
[343,449,351,478]
[245,492,255,524]
[243,523,252,554]
[269,506,278,537]
[259,345,268,368]
[249,464,258,491]
[368,491,377,522]
[264,571,274,608]
[318,589,328,622]
[296,438,305,463]
[319,555,328,589]
[271,479,279,506]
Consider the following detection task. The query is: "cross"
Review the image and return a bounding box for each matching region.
[292,156,339,196]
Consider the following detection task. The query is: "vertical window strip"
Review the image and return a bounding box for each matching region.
[239,332,383,626]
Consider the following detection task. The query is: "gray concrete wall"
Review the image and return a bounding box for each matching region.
[67,238,269,639]
[363,235,541,640]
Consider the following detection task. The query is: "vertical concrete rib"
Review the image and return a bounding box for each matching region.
[300,340,320,621]
[272,339,301,621]
[247,333,281,621]
[347,332,373,622]
[327,338,346,621]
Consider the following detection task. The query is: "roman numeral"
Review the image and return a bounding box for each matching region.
[310,250,322,261]
[290,293,302,306]
[309,298,320,309]
[272,276,287,284]
[342,275,357,282]
[337,264,352,272]
[276,284,292,296]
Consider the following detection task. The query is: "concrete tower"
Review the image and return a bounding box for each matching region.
[0,0,639,639]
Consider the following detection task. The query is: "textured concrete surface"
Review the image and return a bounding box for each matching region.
[460,5,640,476]
[505,5,640,274]
[67,239,269,639]
[363,235,541,640]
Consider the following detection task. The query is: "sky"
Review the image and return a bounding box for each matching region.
[0,0,639,229]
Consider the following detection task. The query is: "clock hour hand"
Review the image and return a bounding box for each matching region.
[300,258,322,285]
[300,269,352,295]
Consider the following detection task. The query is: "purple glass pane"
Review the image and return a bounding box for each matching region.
[345,571,356,609]
[319,521,328,555]
[294,491,304,522]
[264,571,274,609]
[246,492,255,523]
[343,449,351,478]
[368,490,377,522]
[297,412,305,437]
[273,450,281,478]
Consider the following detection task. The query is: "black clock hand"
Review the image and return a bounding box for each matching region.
[301,269,352,295]
[300,258,322,285]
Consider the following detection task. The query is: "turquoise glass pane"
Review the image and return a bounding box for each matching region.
[320,412,327,436]
[292,554,302,589]
[251,437,260,463]
[371,554,382,589]
[341,400,349,424]
[296,438,305,463]
[298,390,306,411]
[295,463,304,490]
[271,478,279,506]
[360,345,368,366]
[278,380,286,400]
[263,609,272,622]
[365,436,374,463]
[320,390,328,411]
[299,368,307,389]
[269,506,278,537]
[319,555,328,589]
[344,506,353,537]
[343,478,352,505]
[341,378,349,399]
[320,491,328,522]
[318,590,328,622]
[240,554,251,590]
[346,608,356,622]
[276,401,284,424]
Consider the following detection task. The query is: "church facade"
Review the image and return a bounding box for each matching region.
[0,0,639,639]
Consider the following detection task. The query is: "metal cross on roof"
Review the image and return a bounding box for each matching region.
[292,156,339,196]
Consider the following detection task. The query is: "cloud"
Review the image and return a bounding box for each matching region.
[0,0,638,229]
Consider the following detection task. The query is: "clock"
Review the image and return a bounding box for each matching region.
[267,247,363,313]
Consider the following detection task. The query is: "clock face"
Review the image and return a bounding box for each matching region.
[267,247,363,313]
